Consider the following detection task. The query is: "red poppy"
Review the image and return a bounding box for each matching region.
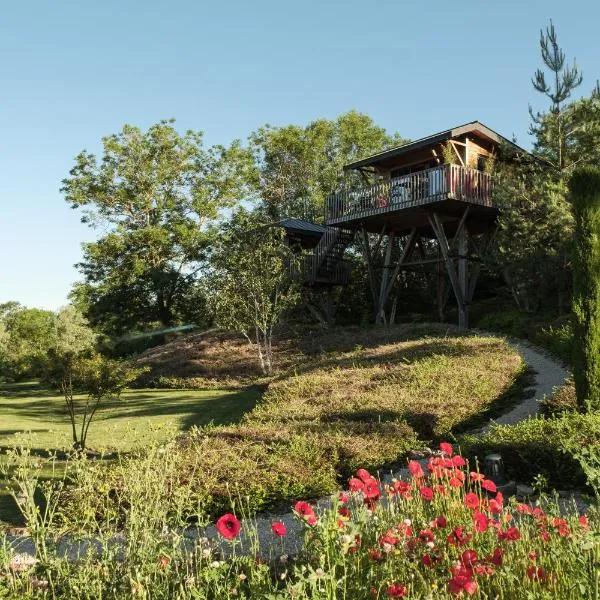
[432,514,447,528]
[271,521,286,537]
[481,479,497,493]
[379,531,398,547]
[489,547,504,566]
[392,480,412,499]
[527,565,547,582]
[579,515,589,530]
[339,492,349,503]
[356,468,372,483]
[552,517,570,537]
[539,528,550,542]
[408,460,424,478]
[440,442,453,456]
[386,583,408,597]
[460,549,478,567]
[464,492,479,509]
[216,513,241,540]
[473,510,489,533]
[422,552,434,568]
[396,522,413,538]
[451,455,466,468]
[474,564,494,576]
[448,564,477,596]
[528,551,537,561]
[447,526,472,546]
[498,526,520,542]
[368,548,384,561]
[420,486,434,501]
[158,554,170,569]
[306,514,318,526]
[364,478,381,499]
[349,478,364,492]
[516,503,533,514]
[419,528,435,544]
[293,501,314,518]
[470,472,485,483]
[338,506,351,519]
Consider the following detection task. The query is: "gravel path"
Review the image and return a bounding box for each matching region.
[4,335,572,560]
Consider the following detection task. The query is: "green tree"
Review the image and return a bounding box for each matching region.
[208,210,299,375]
[250,111,406,222]
[530,21,583,174]
[62,119,253,336]
[0,306,55,380]
[569,167,600,412]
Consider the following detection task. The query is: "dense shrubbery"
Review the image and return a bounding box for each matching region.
[460,411,600,492]
[1,444,597,599]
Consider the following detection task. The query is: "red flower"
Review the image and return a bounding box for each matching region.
[364,477,381,499]
[448,564,477,596]
[440,442,454,456]
[449,477,463,488]
[368,548,384,561]
[392,480,412,499]
[489,547,504,566]
[447,526,472,546]
[552,517,570,537]
[386,583,407,597]
[338,506,351,519]
[451,455,466,468]
[460,549,478,567]
[489,492,503,514]
[293,501,314,518]
[349,478,364,492]
[409,460,424,478]
[420,486,434,501]
[307,514,318,526]
[474,564,494,576]
[339,492,349,503]
[464,492,479,509]
[419,528,435,544]
[527,565,547,582]
[158,554,170,569]
[356,468,372,483]
[516,503,533,514]
[470,472,485,483]
[473,510,489,533]
[498,526,520,542]
[216,513,241,540]
[579,515,589,530]
[422,552,434,568]
[481,479,497,493]
[432,514,447,528]
[271,521,286,537]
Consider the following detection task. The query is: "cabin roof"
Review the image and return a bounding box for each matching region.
[344,121,529,171]
[276,218,327,237]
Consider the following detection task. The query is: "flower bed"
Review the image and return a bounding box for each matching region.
[1,444,597,599]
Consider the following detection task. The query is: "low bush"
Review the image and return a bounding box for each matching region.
[539,381,578,416]
[1,443,597,599]
[460,411,600,491]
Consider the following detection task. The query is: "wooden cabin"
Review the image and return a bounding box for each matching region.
[314,121,528,328]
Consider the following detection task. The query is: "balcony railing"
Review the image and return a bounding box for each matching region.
[325,164,493,223]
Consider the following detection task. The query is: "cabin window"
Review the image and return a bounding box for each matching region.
[390,161,436,179]
[477,155,488,171]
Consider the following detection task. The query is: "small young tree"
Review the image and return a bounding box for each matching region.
[45,306,142,450]
[208,210,299,375]
[570,167,600,412]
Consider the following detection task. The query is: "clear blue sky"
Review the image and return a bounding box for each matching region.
[1,0,598,310]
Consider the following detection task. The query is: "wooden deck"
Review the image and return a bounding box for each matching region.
[325,164,495,235]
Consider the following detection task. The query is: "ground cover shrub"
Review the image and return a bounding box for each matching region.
[56,330,524,528]
[460,411,600,491]
[539,381,578,416]
[1,443,597,599]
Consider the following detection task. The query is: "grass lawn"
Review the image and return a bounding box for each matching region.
[0,382,261,525]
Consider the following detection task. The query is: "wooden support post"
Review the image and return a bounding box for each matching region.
[361,225,379,314]
[428,212,468,329]
[457,223,469,329]
[381,228,417,307]
[377,231,395,324]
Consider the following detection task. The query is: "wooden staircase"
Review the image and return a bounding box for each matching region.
[309,227,355,285]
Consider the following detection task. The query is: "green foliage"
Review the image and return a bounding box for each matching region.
[208,209,300,375]
[460,411,600,490]
[250,110,406,221]
[63,119,253,336]
[570,167,600,411]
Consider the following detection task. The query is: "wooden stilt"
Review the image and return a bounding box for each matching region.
[457,223,469,329]
[376,231,395,324]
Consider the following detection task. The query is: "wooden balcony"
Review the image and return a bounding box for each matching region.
[325,164,493,227]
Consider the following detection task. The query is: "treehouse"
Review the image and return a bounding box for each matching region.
[313,121,528,328]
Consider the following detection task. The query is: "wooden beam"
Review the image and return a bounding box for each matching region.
[377,231,395,324]
[361,225,379,313]
[381,228,417,308]
[428,212,467,328]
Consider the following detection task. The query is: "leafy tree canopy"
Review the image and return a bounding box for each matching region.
[250,111,407,222]
[63,119,254,336]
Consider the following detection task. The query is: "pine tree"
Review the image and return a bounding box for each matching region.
[570,167,600,411]
[530,21,583,174]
